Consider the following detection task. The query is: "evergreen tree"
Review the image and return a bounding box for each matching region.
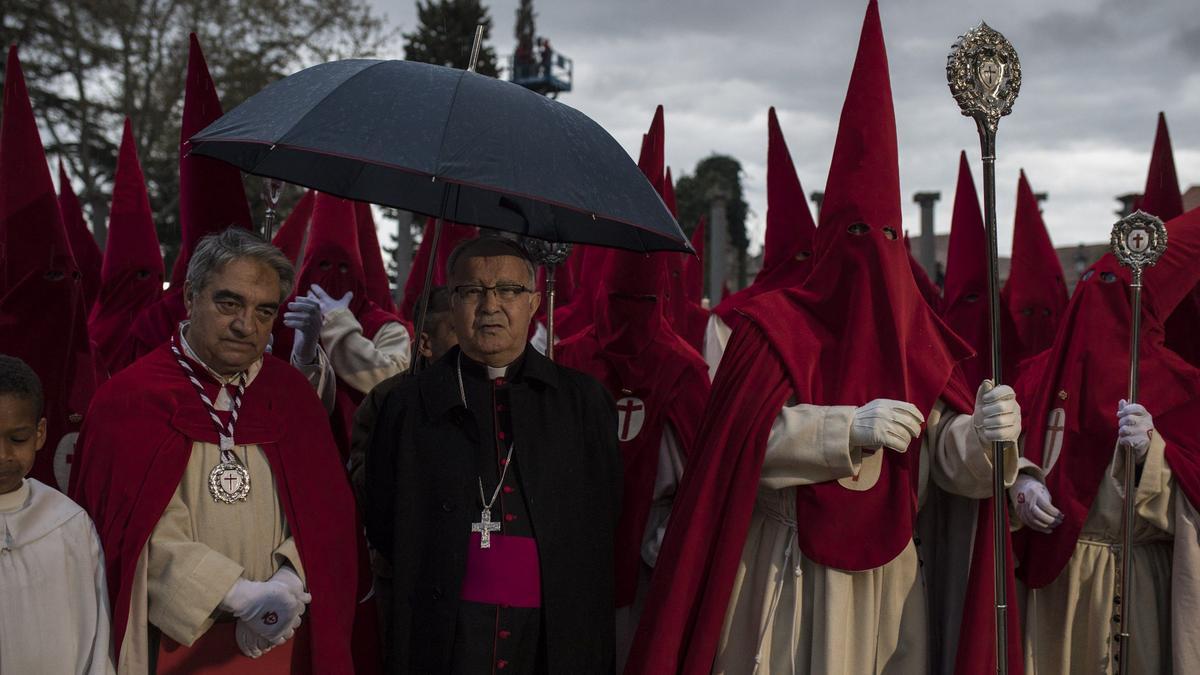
[675,154,750,286]
[403,0,499,76]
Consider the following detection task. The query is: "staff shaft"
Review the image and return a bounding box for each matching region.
[545,265,558,361]
[977,122,1010,675]
[1116,277,1143,673]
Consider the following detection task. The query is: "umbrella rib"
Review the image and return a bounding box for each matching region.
[431,69,470,183]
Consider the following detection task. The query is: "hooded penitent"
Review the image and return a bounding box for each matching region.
[661,165,709,353]
[129,33,253,357]
[555,242,709,608]
[88,118,164,377]
[0,46,98,491]
[712,107,817,331]
[683,216,705,304]
[624,4,978,670]
[355,201,400,316]
[1001,170,1068,364]
[271,188,316,266]
[58,163,102,310]
[941,151,989,386]
[1014,206,1200,590]
[398,216,477,321]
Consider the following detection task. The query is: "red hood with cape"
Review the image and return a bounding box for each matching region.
[58,162,102,310]
[661,166,709,352]
[625,4,973,669]
[1014,205,1200,588]
[70,331,357,672]
[712,106,817,332]
[940,151,990,386]
[556,242,710,609]
[0,46,98,491]
[355,201,400,315]
[1001,170,1067,363]
[131,34,253,357]
[88,118,164,377]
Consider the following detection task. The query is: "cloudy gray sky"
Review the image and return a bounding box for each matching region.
[367,0,1200,255]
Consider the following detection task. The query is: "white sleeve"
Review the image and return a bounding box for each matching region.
[704,313,731,381]
[641,424,687,567]
[760,403,858,490]
[320,309,412,394]
[86,519,116,674]
[929,399,1018,498]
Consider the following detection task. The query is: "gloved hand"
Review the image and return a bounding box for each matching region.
[235,618,277,659]
[849,399,924,453]
[1117,399,1154,464]
[219,567,311,644]
[972,380,1022,446]
[284,295,322,365]
[309,283,353,319]
[1009,473,1063,533]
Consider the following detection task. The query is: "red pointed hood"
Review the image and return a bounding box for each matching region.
[712,107,816,327]
[354,202,398,314]
[641,106,665,195]
[58,163,102,308]
[169,33,252,287]
[760,106,816,276]
[1001,170,1068,361]
[0,45,98,488]
[1139,112,1184,221]
[299,192,366,297]
[271,189,315,265]
[941,151,989,384]
[89,118,164,376]
[399,217,477,321]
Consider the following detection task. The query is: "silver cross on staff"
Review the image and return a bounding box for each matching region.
[1109,210,1167,675]
[472,507,502,549]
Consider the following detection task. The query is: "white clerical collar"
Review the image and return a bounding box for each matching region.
[487,364,509,380]
[178,320,263,386]
[0,479,30,513]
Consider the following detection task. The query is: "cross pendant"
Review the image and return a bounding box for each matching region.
[471,507,502,549]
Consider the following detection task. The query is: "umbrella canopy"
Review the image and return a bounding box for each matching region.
[190,59,689,253]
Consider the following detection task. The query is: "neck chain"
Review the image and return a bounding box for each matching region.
[171,334,252,503]
[459,351,518,549]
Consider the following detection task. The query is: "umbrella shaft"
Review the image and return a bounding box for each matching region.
[545,266,557,361]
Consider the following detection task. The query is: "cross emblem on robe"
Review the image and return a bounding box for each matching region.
[615,396,646,441]
[472,507,502,549]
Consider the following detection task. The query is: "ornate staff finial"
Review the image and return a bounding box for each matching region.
[1110,210,1167,283]
[947,22,1022,134]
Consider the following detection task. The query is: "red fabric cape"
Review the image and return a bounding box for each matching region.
[940,151,991,386]
[1014,219,1200,587]
[70,337,357,672]
[1001,171,1067,363]
[951,497,1025,674]
[1153,397,1200,509]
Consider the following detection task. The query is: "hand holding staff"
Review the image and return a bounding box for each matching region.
[1109,210,1167,674]
[947,21,1021,675]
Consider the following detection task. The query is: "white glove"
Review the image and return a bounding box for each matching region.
[1117,399,1154,464]
[1008,473,1063,533]
[235,619,277,658]
[972,380,1022,445]
[309,283,353,318]
[849,399,924,453]
[219,567,311,644]
[284,296,322,365]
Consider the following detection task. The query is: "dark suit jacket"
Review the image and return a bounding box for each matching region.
[365,345,620,673]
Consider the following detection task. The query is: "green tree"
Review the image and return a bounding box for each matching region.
[403,0,499,76]
[513,0,536,80]
[675,154,750,287]
[1,0,392,269]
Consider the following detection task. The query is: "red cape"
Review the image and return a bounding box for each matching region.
[1014,206,1200,588]
[70,337,358,672]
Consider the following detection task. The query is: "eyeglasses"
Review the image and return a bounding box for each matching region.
[452,283,533,304]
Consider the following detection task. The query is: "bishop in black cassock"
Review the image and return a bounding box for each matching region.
[365,236,620,673]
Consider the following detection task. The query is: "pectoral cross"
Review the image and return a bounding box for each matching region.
[472,507,501,549]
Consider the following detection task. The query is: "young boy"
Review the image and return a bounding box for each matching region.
[0,354,114,674]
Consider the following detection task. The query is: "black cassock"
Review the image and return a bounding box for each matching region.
[366,344,620,674]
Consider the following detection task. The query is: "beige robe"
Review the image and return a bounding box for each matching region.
[703,313,733,381]
[0,478,114,674]
[116,331,309,675]
[1021,433,1187,674]
[715,399,1016,675]
[320,307,411,394]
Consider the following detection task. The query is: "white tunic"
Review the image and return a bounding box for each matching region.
[0,478,114,674]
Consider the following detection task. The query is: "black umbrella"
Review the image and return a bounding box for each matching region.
[189,58,689,253]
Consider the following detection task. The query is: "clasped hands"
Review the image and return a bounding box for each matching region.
[219,566,311,659]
